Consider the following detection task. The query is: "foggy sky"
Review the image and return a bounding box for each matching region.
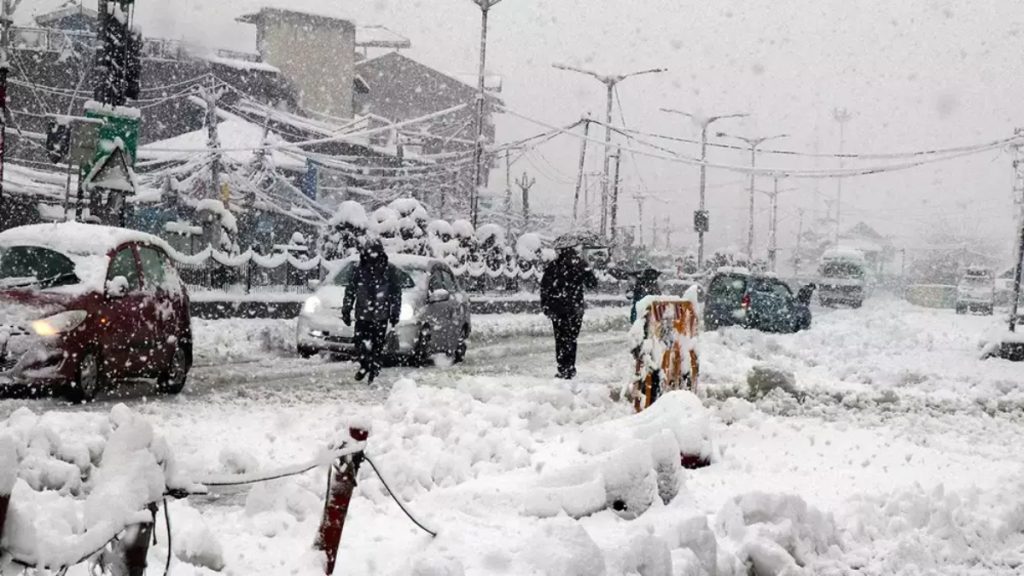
[27,0,1023,263]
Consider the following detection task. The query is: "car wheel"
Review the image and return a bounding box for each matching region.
[67,351,102,403]
[451,325,469,364]
[157,342,191,395]
[412,325,433,367]
[955,305,965,315]
[298,346,317,359]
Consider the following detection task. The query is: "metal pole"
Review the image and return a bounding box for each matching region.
[747,143,757,259]
[610,149,622,243]
[697,124,709,268]
[206,77,221,202]
[470,3,490,229]
[0,0,12,223]
[833,108,852,245]
[503,147,512,227]
[1009,132,1024,332]
[794,209,804,277]
[600,81,614,238]
[572,119,589,226]
[769,176,779,271]
[636,196,645,248]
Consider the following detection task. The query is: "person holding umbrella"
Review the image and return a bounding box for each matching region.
[540,235,599,379]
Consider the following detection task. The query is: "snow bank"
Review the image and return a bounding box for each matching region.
[0,405,184,569]
[329,200,369,228]
[522,518,607,576]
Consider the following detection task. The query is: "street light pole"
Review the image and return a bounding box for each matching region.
[833,107,853,245]
[717,130,788,261]
[661,109,747,269]
[553,63,666,240]
[469,0,504,229]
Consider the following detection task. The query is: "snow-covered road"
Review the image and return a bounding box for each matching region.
[4,300,1024,575]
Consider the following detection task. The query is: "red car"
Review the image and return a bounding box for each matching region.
[0,222,192,401]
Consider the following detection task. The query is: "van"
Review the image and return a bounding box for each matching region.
[818,248,866,308]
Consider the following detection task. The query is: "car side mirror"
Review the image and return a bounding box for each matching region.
[106,276,129,298]
[428,289,451,304]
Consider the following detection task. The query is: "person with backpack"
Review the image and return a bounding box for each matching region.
[342,238,402,383]
[540,242,598,379]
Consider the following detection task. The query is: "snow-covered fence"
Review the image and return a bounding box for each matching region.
[0,407,431,575]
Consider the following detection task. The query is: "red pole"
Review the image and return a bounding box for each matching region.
[314,428,368,575]
[0,493,9,545]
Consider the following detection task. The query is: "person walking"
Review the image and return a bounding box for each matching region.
[540,242,598,379]
[342,239,402,383]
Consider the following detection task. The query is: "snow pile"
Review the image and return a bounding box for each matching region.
[516,232,544,261]
[328,200,369,229]
[0,405,185,569]
[522,518,607,576]
[716,492,841,575]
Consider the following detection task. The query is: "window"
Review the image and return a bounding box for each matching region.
[770,281,792,298]
[107,246,140,290]
[442,268,460,293]
[0,246,79,289]
[709,275,747,303]
[138,245,182,293]
[429,269,446,291]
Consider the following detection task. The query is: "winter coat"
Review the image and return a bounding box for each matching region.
[342,248,403,327]
[630,270,661,323]
[540,251,598,319]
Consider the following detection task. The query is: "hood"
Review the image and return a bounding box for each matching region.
[0,290,71,327]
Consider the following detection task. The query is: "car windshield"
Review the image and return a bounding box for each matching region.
[331,262,418,289]
[962,276,991,286]
[0,245,80,289]
[709,275,747,303]
[821,262,864,278]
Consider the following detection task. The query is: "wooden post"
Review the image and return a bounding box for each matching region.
[119,503,158,576]
[315,428,369,575]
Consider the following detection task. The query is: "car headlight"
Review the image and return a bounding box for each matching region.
[303,296,322,315]
[32,310,88,337]
[400,301,415,322]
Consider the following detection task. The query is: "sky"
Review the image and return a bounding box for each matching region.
[25,0,1024,266]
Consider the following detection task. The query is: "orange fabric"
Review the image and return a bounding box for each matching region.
[633,300,700,412]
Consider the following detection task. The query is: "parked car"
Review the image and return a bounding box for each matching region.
[818,248,867,308]
[956,266,995,315]
[0,222,192,401]
[297,255,471,365]
[704,269,815,333]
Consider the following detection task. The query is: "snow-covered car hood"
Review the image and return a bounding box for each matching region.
[0,291,70,328]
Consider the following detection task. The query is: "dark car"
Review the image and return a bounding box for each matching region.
[704,270,814,333]
[0,223,192,401]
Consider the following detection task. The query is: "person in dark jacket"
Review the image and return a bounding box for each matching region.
[540,245,598,379]
[629,268,662,323]
[342,239,402,383]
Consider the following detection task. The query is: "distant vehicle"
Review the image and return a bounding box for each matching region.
[956,266,995,315]
[704,269,815,333]
[817,249,867,308]
[298,255,471,365]
[0,223,193,401]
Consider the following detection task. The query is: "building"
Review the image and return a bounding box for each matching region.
[839,222,895,273]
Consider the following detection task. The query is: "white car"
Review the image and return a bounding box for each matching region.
[297,255,471,365]
[956,267,995,315]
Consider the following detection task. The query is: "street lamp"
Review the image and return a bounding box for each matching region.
[717,131,788,260]
[553,63,666,239]
[661,109,747,269]
[832,107,854,246]
[468,0,505,229]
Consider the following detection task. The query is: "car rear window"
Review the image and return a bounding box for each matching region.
[332,262,416,289]
[709,275,747,303]
[0,246,80,289]
[821,262,864,278]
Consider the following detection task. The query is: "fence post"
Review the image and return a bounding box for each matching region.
[0,492,9,548]
[118,503,158,576]
[314,427,368,575]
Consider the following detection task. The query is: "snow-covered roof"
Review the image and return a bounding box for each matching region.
[0,222,167,256]
[236,8,354,29]
[356,25,411,49]
[32,4,98,26]
[138,111,306,172]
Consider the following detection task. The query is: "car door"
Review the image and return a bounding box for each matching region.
[748,278,790,332]
[102,243,147,378]
[425,266,455,350]
[442,267,468,333]
[768,280,797,332]
[137,244,182,371]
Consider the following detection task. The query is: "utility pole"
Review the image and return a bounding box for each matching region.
[717,130,789,260]
[833,107,853,245]
[1009,128,1024,333]
[503,148,513,227]
[0,0,18,222]
[553,63,666,239]
[661,109,747,269]
[610,148,622,242]
[200,76,225,203]
[515,171,535,229]
[793,209,805,277]
[768,176,781,272]
[468,0,504,229]
[635,194,646,248]
[572,118,590,226]
[663,216,671,250]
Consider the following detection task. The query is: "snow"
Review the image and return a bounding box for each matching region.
[821,247,867,264]
[451,219,475,238]
[329,200,369,228]
[516,233,543,260]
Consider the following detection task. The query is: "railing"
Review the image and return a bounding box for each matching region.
[11,26,260,62]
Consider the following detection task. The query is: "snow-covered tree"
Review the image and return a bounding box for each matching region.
[322,201,369,260]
